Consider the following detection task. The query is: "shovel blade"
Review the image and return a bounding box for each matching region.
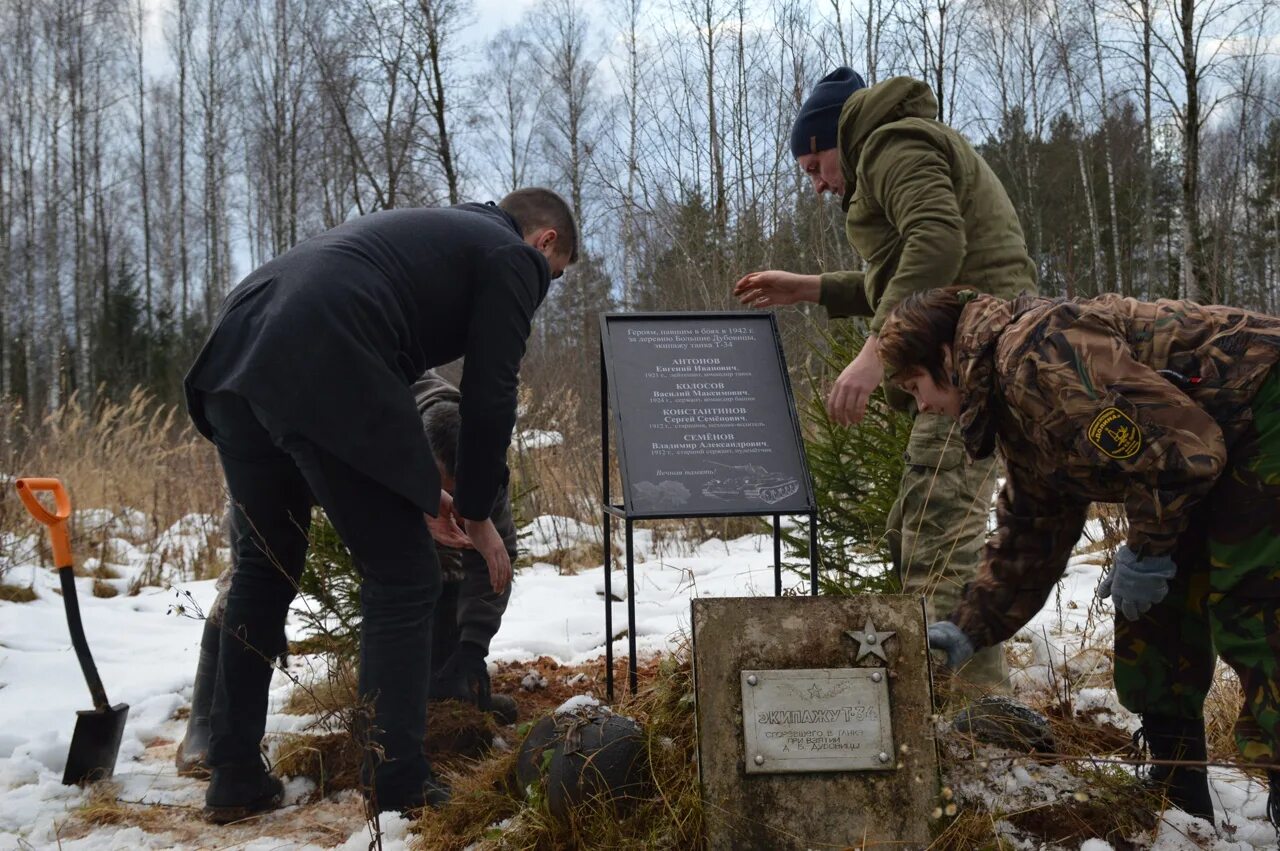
[63,703,129,786]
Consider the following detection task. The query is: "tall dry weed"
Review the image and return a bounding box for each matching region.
[0,389,224,580]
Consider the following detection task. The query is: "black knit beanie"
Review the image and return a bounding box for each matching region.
[789,67,867,159]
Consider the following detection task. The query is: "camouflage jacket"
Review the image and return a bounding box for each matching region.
[410,369,517,582]
[950,293,1280,648]
[817,77,1036,331]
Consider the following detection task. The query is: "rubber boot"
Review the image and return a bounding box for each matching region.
[1139,715,1214,823]
[176,619,220,779]
[203,760,285,824]
[489,693,518,725]
[368,766,451,817]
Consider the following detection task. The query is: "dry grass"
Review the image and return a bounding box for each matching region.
[91,579,119,598]
[0,390,224,582]
[1205,663,1248,769]
[0,582,37,602]
[414,652,703,851]
[275,731,364,797]
[282,659,360,718]
[999,767,1160,848]
[66,781,173,833]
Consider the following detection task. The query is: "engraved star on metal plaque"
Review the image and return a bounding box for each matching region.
[845,618,896,663]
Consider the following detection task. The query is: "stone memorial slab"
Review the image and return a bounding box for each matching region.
[693,595,937,850]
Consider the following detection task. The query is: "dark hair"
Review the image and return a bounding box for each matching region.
[499,187,579,264]
[878,286,970,386]
[423,400,461,477]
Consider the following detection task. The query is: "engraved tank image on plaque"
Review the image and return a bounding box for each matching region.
[740,668,895,774]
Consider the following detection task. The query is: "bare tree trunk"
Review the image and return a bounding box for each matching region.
[697,0,726,236]
[1046,1,1106,293]
[133,0,153,345]
[1177,0,1204,301]
[418,0,460,204]
[0,105,10,400]
[1086,0,1120,293]
[175,0,192,320]
[1139,0,1157,296]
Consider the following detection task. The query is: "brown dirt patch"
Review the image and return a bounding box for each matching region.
[489,654,663,725]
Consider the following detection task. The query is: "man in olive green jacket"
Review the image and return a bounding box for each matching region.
[735,70,1037,693]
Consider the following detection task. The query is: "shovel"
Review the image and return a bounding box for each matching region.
[15,477,129,785]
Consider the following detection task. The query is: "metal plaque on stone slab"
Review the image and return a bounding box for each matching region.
[740,668,894,773]
[693,596,937,851]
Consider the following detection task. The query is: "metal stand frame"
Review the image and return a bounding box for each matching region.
[600,335,819,701]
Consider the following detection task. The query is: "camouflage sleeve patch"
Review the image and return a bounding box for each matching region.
[1024,317,1227,557]
[1087,407,1143,460]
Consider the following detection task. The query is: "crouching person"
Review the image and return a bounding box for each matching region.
[878,287,1280,828]
[176,368,521,776]
[416,371,519,724]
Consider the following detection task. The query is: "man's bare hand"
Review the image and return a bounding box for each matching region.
[464,516,513,595]
[826,335,884,426]
[425,489,472,550]
[732,271,820,308]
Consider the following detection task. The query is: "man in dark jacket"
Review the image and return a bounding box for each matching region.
[175,372,520,779]
[184,189,575,822]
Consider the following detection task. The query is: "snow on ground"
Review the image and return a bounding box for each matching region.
[0,509,1274,849]
[515,429,564,450]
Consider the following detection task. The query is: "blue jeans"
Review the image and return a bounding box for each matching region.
[201,391,441,805]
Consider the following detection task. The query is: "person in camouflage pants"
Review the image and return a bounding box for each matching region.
[733,71,1041,694]
[878,287,1280,828]
[177,370,518,776]
[1115,368,1280,768]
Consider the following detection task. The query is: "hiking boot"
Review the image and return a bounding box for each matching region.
[490,693,518,726]
[431,642,492,710]
[175,629,218,779]
[1136,715,1214,823]
[370,769,451,817]
[203,762,285,824]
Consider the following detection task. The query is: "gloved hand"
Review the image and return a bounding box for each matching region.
[927,621,976,669]
[1098,544,1176,621]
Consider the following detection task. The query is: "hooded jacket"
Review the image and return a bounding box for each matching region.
[949,293,1280,648]
[817,77,1036,331]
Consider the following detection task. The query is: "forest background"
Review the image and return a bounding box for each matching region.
[1,0,1279,472]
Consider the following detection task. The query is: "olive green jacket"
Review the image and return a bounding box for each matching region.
[817,77,1036,331]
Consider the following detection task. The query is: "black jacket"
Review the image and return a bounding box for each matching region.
[185,203,550,520]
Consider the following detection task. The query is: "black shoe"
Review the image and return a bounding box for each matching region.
[177,626,219,779]
[371,771,452,817]
[489,693,518,726]
[1135,715,1214,823]
[203,762,285,824]
[431,642,492,711]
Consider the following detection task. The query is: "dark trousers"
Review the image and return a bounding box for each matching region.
[201,391,441,802]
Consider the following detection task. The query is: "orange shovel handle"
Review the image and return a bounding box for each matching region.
[15,478,73,567]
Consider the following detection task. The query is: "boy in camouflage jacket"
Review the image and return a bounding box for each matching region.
[879,288,1280,827]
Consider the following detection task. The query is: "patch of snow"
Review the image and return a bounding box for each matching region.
[0,510,1275,849]
[554,695,601,715]
[517,429,564,450]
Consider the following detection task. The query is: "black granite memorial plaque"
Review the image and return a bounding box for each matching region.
[600,313,814,518]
